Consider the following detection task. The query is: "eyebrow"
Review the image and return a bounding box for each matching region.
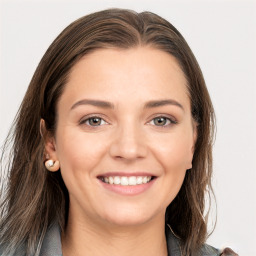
[70,99,184,111]
[71,99,114,110]
[144,99,184,110]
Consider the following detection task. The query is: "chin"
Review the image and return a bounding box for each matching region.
[99,205,161,228]
[104,215,149,227]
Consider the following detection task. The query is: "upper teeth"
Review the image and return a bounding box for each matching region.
[102,176,152,186]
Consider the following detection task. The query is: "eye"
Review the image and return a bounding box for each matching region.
[81,116,108,127]
[149,116,177,127]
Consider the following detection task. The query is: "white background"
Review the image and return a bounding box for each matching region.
[0,0,255,255]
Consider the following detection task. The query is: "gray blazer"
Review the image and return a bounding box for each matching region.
[1,223,238,255]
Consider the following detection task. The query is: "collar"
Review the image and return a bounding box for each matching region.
[166,224,182,255]
[39,223,62,256]
[39,223,182,256]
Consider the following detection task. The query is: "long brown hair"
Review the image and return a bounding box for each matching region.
[0,8,215,255]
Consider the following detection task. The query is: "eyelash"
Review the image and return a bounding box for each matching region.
[79,115,177,128]
[148,116,177,127]
[79,115,108,127]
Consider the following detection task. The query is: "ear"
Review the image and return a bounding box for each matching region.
[40,119,59,171]
[191,121,198,154]
[187,121,198,170]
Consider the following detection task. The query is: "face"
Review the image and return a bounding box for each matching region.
[45,47,196,228]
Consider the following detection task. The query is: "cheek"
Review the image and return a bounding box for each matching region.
[154,133,193,170]
[156,139,189,204]
[55,130,107,176]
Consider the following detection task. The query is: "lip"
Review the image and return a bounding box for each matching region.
[97,172,157,196]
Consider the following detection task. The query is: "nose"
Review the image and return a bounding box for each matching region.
[109,123,148,161]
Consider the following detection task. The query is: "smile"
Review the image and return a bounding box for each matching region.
[99,176,153,186]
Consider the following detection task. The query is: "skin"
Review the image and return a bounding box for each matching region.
[44,46,197,256]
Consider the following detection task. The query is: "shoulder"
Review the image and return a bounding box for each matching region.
[198,244,238,256]
[219,247,239,256]
[165,224,238,256]
[0,223,62,256]
[198,243,220,256]
[166,224,219,256]
[39,223,62,256]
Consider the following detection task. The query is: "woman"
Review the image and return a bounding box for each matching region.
[0,8,237,256]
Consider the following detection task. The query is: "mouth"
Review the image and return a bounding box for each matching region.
[97,172,157,195]
[97,175,156,186]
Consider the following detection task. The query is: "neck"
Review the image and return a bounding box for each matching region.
[61,212,168,256]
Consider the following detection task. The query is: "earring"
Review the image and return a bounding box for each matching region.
[45,159,60,172]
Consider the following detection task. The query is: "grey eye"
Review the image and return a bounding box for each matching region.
[86,117,106,126]
[153,117,169,126]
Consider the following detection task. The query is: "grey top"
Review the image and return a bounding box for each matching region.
[38,223,220,256]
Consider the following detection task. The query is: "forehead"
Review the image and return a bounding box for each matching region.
[59,46,190,110]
